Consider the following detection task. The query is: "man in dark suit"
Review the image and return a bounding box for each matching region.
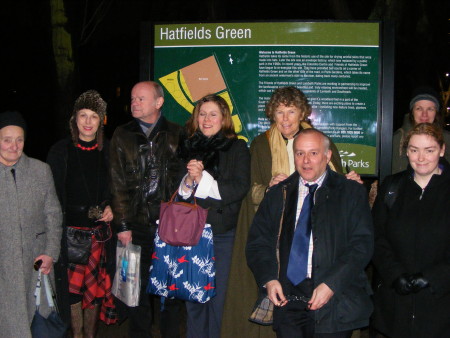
[246,128,373,338]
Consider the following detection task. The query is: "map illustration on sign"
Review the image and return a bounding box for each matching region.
[158,55,248,141]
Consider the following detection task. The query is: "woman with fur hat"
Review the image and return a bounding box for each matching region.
[47,90,117,337]
[392,86,450,174]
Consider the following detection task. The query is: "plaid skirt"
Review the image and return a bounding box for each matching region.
[67,225,117,324]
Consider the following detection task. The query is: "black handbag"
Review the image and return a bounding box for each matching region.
[66,227,92,265]
[31,271,68,338]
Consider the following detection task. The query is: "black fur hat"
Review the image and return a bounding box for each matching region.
[70,90,107,150]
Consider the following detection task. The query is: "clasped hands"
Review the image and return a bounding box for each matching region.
[266,279,334,311]
[185,159,204,189]
[392,273,430,295]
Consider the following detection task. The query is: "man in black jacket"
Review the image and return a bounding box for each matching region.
[110,81,182,337]
[246,128,373,337]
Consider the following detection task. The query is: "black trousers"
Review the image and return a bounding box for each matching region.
[273,279,352,338]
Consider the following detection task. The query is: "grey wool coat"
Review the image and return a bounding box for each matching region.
[0,154,62,338]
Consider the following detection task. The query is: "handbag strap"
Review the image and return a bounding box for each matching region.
[169,187,200,206]
[34,270,58,311]
[34,271,42,308]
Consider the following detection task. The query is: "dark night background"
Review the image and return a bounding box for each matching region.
[1,0,449,165]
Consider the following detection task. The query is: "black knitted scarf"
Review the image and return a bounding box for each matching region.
[180,130,234,179]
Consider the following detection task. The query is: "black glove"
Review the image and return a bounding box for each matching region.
[409,273,429,293]
[392,274,413,295]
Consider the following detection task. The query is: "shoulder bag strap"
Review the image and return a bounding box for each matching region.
[34,271,42,309]
[43,274,56,310]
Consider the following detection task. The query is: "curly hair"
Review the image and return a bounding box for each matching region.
[265,86,311,123]
[404,122,445,151]
[185,94,236,139]
[70,90,107,150]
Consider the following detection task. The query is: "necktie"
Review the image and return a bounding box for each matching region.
[287,183,318,286]
[10,168,16,182]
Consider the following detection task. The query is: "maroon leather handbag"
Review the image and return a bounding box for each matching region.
[158,191,208,246]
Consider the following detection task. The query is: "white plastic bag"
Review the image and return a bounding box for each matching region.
[111,242,141,307]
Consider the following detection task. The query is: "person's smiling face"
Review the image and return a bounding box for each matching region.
[0,125,25,166]
[407,134,444,179]
[197,101,223,137]
[412,100,437,124]
[274,104,303,139]
[76,109,100,142]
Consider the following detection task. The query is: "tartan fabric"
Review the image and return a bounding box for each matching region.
[249,295,274,325]
[68,226,117,324]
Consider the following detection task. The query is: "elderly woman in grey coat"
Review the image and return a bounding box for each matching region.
[0,111,62,338]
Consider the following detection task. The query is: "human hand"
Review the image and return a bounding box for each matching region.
[266,280,287,307]
[309,283,334,310]
[345,170,363,184]
[34,255,54,275]
[118,230,132,246]
[392,274,413,295]
[187,160,204,183]
[98,205,113,222]
[269,173,288,187]
[409,273,429,293]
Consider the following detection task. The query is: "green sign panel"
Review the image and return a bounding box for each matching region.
[153,22,380,175]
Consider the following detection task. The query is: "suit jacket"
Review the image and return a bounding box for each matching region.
[246,168,373,333]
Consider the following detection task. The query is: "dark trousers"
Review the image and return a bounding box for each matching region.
[186,229,235,338]
[274,279,352,338]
